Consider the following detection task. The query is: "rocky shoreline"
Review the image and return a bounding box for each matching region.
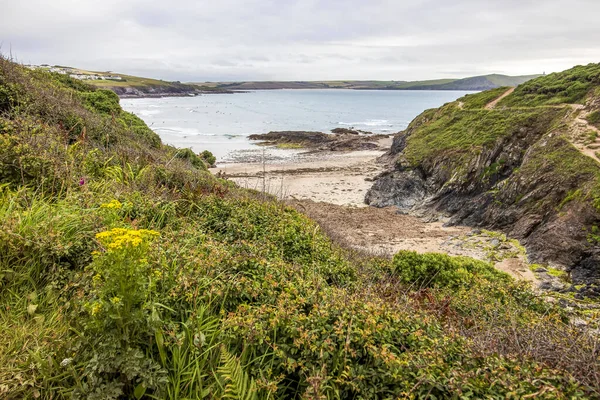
[248,130,392,152]
[109,85,237,98]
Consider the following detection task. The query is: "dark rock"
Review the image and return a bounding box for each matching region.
[331,128,359,135]
[331,128,374,135]
[248,131,387,152]
[365,170,427,210]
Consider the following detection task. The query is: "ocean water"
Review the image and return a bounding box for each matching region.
[120,89,474,163]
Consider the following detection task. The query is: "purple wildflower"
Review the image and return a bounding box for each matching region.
[79,178,85,186]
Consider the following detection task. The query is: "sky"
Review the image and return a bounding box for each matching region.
[2,0,600,82]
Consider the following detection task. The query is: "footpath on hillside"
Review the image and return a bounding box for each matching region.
[483,87,600,164]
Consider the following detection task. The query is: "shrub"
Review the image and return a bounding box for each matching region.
[174,148,207,170]
[200,150,216,167]
[82,89,121,115]
[390,250,510,289]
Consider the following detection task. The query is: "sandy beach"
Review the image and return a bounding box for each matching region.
[214,149,386,206]
[213,146,538,283]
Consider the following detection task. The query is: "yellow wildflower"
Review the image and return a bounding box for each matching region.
[90,302,102,316]
[110,296,121,304]
[100,199,123,209]
[95,228,159,251]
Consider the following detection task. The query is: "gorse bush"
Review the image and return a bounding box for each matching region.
[1,54,599,399]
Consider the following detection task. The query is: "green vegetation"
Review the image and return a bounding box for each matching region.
[459,86,510,109]
[1,56,600,399]
[499,63,600,106]
[403,104,566,167]
[391,251,510,289]
[587,110,600,129]
[515,135,600,211]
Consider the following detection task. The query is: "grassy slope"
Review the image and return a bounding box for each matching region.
[402,64,600,184]
[1,57,598,399]
[499,63,600,106]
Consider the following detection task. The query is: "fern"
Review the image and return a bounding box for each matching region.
[217,348,258,400]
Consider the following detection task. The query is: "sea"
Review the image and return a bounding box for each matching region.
[120,89,474,163]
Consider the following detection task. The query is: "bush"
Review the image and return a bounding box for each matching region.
[174,148,207,170]
[82,89,121,115]
[390,250,510,289]
[200,150,216,167]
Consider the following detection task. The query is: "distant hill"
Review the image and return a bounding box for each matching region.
[33,65,540,95]
[197,74,541,91]
[25,65,232,97]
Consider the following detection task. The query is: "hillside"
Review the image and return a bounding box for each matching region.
[1,56,599,399]
[85,73,232,97]
[367,63,600,298]
[27,65,232,97]
[200,74,540,91]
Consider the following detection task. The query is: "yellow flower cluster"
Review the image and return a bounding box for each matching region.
[90,302,102,316]
[96,228,159,250]
[100,199,123,210]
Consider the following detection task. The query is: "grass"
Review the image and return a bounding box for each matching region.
[402,105,566,167]
[587,110,600,129]
[499,63,600,107]
[2,55,600,399]
[458,86,511,109]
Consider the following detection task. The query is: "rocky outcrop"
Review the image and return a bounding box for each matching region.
[249,131,390,152]
[366,89,600,294]
[331,128,373,135]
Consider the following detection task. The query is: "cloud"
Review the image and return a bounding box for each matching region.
[1,0,599,81]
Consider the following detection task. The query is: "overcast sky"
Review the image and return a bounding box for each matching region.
[2,0,600,81]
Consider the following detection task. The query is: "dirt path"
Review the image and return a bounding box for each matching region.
[485,87,515,110]
[479,91,600,164]
[567,104,600,163]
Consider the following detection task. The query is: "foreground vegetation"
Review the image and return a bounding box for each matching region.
[1,56,600,399]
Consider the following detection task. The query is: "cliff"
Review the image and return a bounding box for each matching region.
[367,63,600,296]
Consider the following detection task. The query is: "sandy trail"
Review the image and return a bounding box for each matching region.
[485,87,515,110]
[567,104,600,163]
